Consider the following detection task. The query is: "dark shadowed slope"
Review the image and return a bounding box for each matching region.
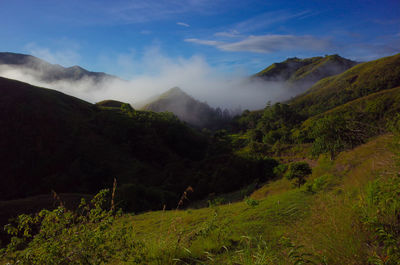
[0,78,271,210]
[0,77,207,200]
[0,52,117,83]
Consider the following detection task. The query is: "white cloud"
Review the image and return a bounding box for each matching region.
[214,30,241,38]
[177,22,190,27]
[0,47,296,110]
[185,38,223,46]
[219,35,332,53]
[24,42,81,67]
[100,0,225,24]
[233,10,312,33]
[185,34,332,53]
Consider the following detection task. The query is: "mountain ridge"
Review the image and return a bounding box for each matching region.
[255,54,358,94]
[0,52,118,83]
[143,86,233,129]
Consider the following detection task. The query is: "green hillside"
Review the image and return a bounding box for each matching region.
[290,53,400,116]
[255,54,357,92]
[234,53,400,159]
[2,133,399,264]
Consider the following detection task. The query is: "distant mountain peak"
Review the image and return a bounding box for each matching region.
[160,87,191,98]
[164,86,185,95]
[254,54,358,94]
[0,52,118,83]
[143,87,230,128]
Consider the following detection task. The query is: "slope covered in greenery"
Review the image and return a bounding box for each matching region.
[233,53,400,160]
[255,54,357,92]
[2,133,399,264]
[290,53,400,116]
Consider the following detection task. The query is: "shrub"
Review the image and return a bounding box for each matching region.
[1,190,145,264]
[305,174,334,194]
[273,164,288,178]
[208,197,226,207]
[285,162,312,188]
[245,197,259,207]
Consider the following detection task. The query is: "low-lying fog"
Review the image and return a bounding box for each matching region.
[0,52,295,111]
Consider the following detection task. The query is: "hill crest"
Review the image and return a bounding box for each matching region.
[0,52,117,83]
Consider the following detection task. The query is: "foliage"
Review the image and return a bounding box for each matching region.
[245,197,259,207]
[305,174,335,194]
[208,197,226,207]
[306,86,400,158]
[280,237,322,265]
[285,162,312,188]
[1,189,146,264]
[273,164,288,178]
[309,114,367,159]
[233,54,400,160]
[358,177,400,264]
[291,53,400,117]
[258,103,304,145]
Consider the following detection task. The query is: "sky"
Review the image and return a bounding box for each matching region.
[1,0,400,78]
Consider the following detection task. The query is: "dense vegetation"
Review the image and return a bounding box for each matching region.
[235,54,400,160]
[290,53,400,116]
[2,133,400,264]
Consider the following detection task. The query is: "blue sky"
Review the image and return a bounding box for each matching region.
[1,0,400,78]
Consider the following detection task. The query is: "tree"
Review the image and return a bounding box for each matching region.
[285,162,312,188]
[310,114,367,160]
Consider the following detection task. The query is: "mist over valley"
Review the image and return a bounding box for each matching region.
[1,0,400,263]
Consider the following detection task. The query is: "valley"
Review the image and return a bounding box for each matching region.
[1,52,400,264]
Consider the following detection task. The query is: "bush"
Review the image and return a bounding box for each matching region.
[1,190,146,264]
[208,197,227,207]
[285,162,312,188]
[245,197,259,207]
[305,174,334,194]
[273,164,288,178]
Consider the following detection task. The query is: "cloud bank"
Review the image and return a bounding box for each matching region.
[0,49,296,111]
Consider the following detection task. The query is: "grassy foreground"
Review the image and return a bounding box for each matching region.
[1,134,400,264]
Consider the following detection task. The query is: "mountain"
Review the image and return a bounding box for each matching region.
[0,52,117,83]
[143,87,232,129]
[290,53,400,116]
[0,77,201,201]
[255,54,357,93]
[234,53,400,159]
